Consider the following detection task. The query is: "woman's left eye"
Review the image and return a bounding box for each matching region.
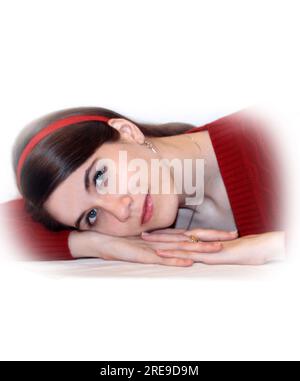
[93,167,107,188]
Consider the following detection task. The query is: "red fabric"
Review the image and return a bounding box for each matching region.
[0,198,73,260]
[185,109,284,236]
[0,108,283,261]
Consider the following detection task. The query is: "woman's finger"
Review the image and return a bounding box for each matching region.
[158,257,194,267]
[141,232,190,242]
[184,229,238,241]
[177,241,223,252]
[155,249,240,265]
[149,240,223,252]
[127,247,194,267]
[145,228,187,235]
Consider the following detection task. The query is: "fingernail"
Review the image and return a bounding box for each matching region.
[141,232,149,236]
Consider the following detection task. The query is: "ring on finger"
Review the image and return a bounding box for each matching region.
[189,234,200,243]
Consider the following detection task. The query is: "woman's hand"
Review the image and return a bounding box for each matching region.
[68,230,198,267]
[68,228,234,267]
[153,230,285,265]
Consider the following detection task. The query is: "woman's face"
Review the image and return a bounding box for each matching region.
[44,119,180,236]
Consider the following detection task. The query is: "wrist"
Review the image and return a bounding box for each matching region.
[68,230,109,259]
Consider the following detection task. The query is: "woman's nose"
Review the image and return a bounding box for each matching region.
[97,194,133,222]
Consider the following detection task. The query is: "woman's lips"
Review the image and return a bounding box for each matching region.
[141,193,153,225]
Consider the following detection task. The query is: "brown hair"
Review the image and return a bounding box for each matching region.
[12,106,196,232]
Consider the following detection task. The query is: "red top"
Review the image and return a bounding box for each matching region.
[0,108,284,260]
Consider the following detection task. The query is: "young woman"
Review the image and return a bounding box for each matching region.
[0,107,285,266]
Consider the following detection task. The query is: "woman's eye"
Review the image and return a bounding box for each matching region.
[93,167,107,189]
[87,208,97,226]
[86,166,107,227]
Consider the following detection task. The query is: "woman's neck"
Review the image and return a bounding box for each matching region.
[151,131,220,208]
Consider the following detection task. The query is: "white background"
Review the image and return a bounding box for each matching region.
[0,0,299,360]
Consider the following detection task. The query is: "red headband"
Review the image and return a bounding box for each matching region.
[17,114,110,186]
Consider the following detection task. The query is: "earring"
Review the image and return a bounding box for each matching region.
[143,139,159,153]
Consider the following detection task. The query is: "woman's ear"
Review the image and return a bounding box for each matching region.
[107,118,145,144]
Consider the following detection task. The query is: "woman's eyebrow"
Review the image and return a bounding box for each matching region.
[74,157,99,229]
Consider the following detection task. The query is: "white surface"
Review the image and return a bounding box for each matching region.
[22,257,284,279]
